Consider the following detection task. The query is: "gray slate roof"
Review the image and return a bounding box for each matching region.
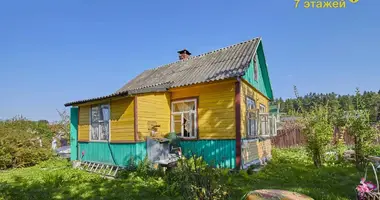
[65,37,261,106]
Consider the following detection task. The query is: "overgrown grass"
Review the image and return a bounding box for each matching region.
[0,148,366,200]
[227,148,363,200]
[0,158,169,200]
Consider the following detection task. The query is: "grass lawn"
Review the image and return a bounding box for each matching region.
[0,148,367,200]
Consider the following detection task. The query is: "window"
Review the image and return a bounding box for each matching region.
[259,104,269,136]
[253,55,258,81]
[259,104,266,113]
[246,97,257,137]
[90,104,110,141]
[171,99,197,138]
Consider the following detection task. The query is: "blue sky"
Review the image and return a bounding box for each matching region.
[0,0,379,121]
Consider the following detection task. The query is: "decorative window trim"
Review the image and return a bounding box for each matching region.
[246,96,257,138]
[259,104,266,113]
[89,103,111,142]
[259,113,270,137]
[171,98,198,139]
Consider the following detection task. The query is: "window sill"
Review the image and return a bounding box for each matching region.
[179,137,198,141]
[88,140,109,143]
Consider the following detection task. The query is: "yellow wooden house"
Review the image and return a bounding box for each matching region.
[65,37,275,169]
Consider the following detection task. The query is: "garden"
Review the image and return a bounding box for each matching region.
[0,148,366,200]
[0,89,379,200]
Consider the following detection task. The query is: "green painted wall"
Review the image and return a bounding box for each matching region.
[78,142,146,166]
[180,140,236,168]
[243,42,273,100]
[70,107,79,161]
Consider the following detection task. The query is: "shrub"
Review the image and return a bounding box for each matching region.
[345,89,378,170]
[0,116,54,169]
[301,106,334,168]
[165,154,230,200]
[346,110,377,169]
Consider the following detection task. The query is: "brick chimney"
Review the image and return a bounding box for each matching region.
[178,49,191,60]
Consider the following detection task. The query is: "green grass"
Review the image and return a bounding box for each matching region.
[0,149,367,200]
[227,148,364,200]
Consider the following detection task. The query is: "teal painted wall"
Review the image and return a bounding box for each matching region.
[70,107,79,161]
[180,140,236,168]
[243,42,273,100]
[78,142,146,166]
[77,140,236,168]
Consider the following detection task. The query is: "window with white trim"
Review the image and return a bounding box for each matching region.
[90,104,110,141]
[259,104,266,113]
[259,104,269,136]
[171,99,197,138]
[246,97,257,137]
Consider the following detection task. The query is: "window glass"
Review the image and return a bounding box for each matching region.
[246,97,257,137]
[90,104,110,141]
[171,99,197,138]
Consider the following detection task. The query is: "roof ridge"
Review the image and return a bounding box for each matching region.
[148,37,261,71]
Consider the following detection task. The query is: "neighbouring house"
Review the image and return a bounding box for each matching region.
[65,37,276,169]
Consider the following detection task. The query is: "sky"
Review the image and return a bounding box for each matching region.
[0,0,379,121]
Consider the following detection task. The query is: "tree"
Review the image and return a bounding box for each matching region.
[346,89,378,169]
[301,106,334,168]
[50,109,70,144]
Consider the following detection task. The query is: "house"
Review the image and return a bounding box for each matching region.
[65,37,275,169]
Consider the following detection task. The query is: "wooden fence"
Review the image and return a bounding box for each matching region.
[271,127,380,148]
[271,129,306,148]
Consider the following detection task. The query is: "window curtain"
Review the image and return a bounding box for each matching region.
[100,106,109,141]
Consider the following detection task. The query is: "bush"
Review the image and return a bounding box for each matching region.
[346,110,377,169]
[345,89,378,170]
[164,155,230,200]
[301,106,334,168]
[0,117,54,169]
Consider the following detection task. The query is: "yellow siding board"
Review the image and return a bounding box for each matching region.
[137,93,171,138]
[110,98,135,141]
[77,97,135,142]
[170,80,236,139]
[78,105,90,141]
[240,81,270,138]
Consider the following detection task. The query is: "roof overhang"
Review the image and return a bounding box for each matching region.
[64,83,171,107]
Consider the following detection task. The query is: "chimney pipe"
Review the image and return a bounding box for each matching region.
[178,49,191,60]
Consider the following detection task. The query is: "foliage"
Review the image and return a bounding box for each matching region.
[299,104,334,167]
[0,158,169,200]
[165,132,181,148]
[334,134,347,162]
[0,148,365,200]
[345,91,378,169]
[0,116,54,170]
[49,109,70,144]
[121,157,164,178]
[165,155,230,200]
[272,90,380,122]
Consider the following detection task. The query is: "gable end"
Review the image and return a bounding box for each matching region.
[242,41,274,100]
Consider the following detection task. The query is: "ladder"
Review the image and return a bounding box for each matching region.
[80,161,120,178]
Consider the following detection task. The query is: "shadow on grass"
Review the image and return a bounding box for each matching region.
[0,171,171,200]
[0,149,367,200]
[227,159,362,200]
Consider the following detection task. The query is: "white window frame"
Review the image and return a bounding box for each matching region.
[171,99,197,139]
[259,104,266,113]
[246,97,257,137]
[259,104,270,137]
[89,103,111,142]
